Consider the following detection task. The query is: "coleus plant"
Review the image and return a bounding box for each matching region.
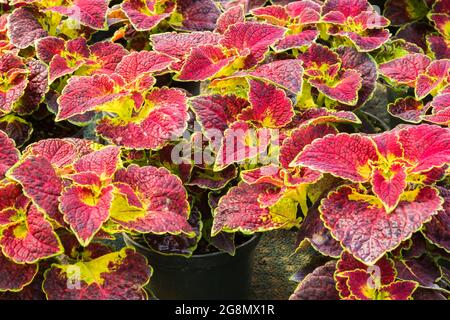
[1,0,449,301]
[0,132,197,299]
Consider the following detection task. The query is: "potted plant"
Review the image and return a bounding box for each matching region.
[282,0,450,300]
[0,0,449,301]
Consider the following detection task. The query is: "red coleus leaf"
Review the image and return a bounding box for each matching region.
[115,51,174,84]
[0,252,38,292]
[398,124,450,173]
[219,21,285,68]
[36,36,65,65]
[73,146,121,179]
[24,138,79,167]
[300,43,341,78]
[379,53,432,86]
[424,92,450,126]
[240,164,284,187]
[429,0,450,38]
[292,133,378,182]
[289,261,339,300]
[246,59,304,94]
[212,182,292,235]
[60,185,114,247]
[335,46,377,109]
[427,35,450,60]
[294,125,450,211]
[97,87,189,149]
[415,59,450,99]
[177,45,235,81]
[47,38,90,83]
[151,31,221,71]
[238,80,294,128]
[275,30,319,52]
[371,163,408,214]
[322,0,371,19]
[88,42,129,75]
[15,59,49,116]
[252,5,290,25]
[7,7,48,49]
[143,207,202,257]
[173,0,221,31]
[309,69,363,106]
[0,182,29,228]
[332,29,390,52]
[295,108,361,127]
[112,165,193,235]
[0,53,28,115]
[320,185,443,265]
[214,121,272,170]
[344,269,417,300]
[422,186,450,252]
[252,1,321,51]
[45,0,109,30]
[322,0,390,51]
[43,247,151,300]
[0,130,19,180]
[387,97,427,123]
[280,124,338,170]
[189,94,249,147]
[0,204,63,264]
[395,21,434,52]
[122,0,176,31]
[216,4,245,34]
[335,251,396,298]
[56,74,123,121]
[8,156,64,225]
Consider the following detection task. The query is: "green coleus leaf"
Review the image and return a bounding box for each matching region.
[42,247,152,300]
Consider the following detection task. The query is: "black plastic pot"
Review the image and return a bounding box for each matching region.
[123,233,261,300]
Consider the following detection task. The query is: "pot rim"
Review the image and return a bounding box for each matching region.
[122,232,261,259]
